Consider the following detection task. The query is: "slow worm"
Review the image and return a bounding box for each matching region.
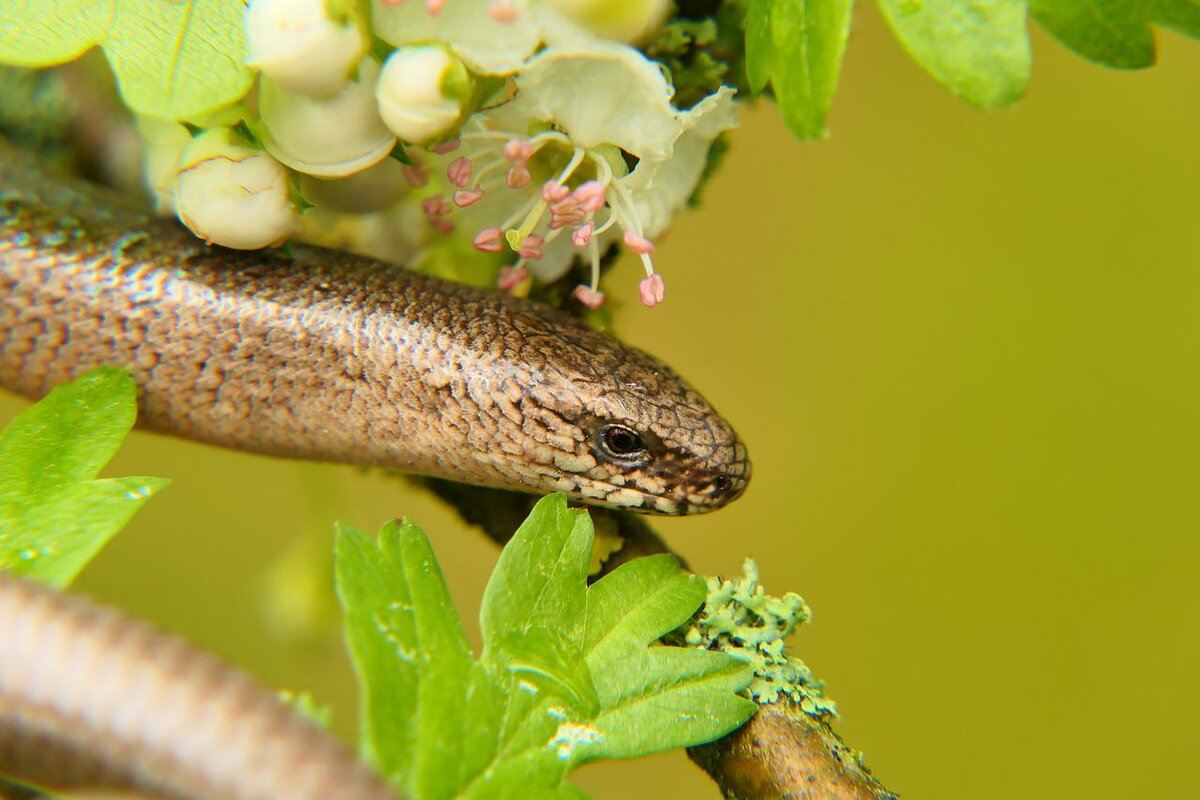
[0,142,750,795]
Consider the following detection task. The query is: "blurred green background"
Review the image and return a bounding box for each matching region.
[3,8,1199,799]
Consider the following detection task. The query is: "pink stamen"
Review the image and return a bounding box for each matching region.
[473,227,503,253]
[638,274,665,308]
[572,221,594,247]
[420,195,454,231]
[430,139,461,155]
[517,234,544,260]
[425,0,445,13]
[403,164,429,188]
[453,186,483,207]
[572,181,606,213]
[623,230,655,254]
[503,139,533,162]
[573,285,606,309]
[542,181,570,202]
[489,0,517,23]
[506,163,531,189]
[549,199,584,229]
[447,157,472,188]
[498,264,529,291]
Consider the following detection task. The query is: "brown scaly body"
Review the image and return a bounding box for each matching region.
[0,140,748,515]
[0,571,397,800]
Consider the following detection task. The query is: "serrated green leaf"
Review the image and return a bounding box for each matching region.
[1030,0,1200,69]
[878,0,1031,108]
[0,0,251,120]
[744,0,774,93]
[0,1,113,65]
[589,647,756,760]
[338,495,755,800]
[480,494,590,663]
[743,0,854,139]
[1030,1,1153,68]
[0,367,167,587]
[336,518,476,797]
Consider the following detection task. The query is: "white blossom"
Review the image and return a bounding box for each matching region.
[246,0,366,98]
[413,42,736,307]
[175,128,296,250]
[376,45,471,144]
[258,57,396,178]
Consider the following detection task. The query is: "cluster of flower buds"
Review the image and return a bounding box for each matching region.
[142,0,734,309]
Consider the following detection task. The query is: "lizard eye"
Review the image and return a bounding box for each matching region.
[597,424,647,459]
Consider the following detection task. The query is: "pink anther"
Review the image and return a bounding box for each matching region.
[517,234,545,260]
[498,264,529,291]
[623,230,655,254]
[453,187,483,207]
[506,163,532,189]
[503,139,533,162]
[572,220,594,247]
[572,181,606,213]
[473,227,504,253]
[426,0,445,13]
[638,273,665,308]
[430,139,461,155]
[403,164,429,188]
[573,285,606,309]
[446,157,472,188]
[542,181,570,202]
[489,0,517,23]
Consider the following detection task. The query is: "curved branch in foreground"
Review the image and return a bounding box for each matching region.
[417,478,899,800]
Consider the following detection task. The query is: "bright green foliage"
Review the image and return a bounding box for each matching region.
[877,0,1031,108]
[1029,0,1200,69]
[671,560,836,719]
[0,0,252,120]
[336,494,756,800]
[744,0,854,140]
[0,368,167,587]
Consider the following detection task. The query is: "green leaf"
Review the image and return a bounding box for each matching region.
[1029,0,1200,69]
[878,0,1031,108]
[336,519,477,797]
[337,494,755,800]
[479,493,591,663]
[744,0,854,139]
[0,0,252,120]
[0,367,167,587]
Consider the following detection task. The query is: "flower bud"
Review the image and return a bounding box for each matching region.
[175,128,296,250]
[376,45,471,145]
[545,0,670,43]
[246,0,366,98]
[259,57,396,178]
[136,117,192,215]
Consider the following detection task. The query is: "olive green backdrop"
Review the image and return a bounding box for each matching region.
[3,9,1197,799]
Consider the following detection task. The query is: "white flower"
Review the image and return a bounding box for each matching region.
[411,42,736,307]
[545,0,670,43]
[246,0,366,98]
[376,45,471,144]
[175,127,296,249]
[258,57,396,178]
[371,0,596,76]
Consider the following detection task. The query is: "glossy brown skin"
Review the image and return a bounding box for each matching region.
[0,571,397,800]
[0,142,749,515]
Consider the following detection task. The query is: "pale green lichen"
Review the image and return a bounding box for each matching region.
[672,559,837,719]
